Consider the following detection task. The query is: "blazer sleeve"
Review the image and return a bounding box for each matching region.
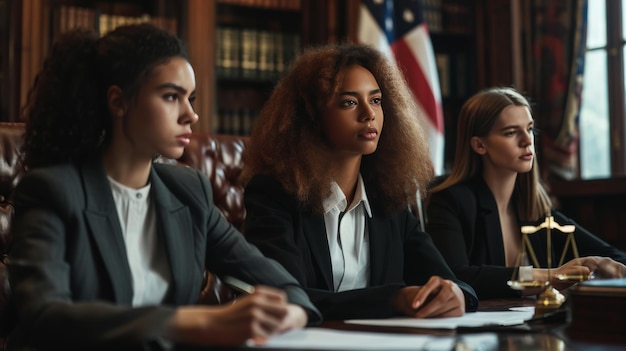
[152,164,321,324]
[552,211,626,265]
[244,175,409,320]
[400,210,479,312]
[426,187,521,299]
[244,175,478,319]
[9,165,321,350]
[9,167,175,350]
[308,210,480,318]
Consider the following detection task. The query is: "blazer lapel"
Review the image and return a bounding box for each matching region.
[81,160,134,304]
[301,215,334,291]
[366,215,389,285]
[150,168,197,305]
[474,179,507,266]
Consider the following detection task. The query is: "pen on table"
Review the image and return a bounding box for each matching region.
[222,275,256,294]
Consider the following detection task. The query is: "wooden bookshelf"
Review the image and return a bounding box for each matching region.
[11,0,181,124]
[427,0,478,172]
[0,0,9,122]
[49,2,178,40]
[8,0,482,138]
[185,0,339,135]
[211,1,303,135]
[419,0,520,172]
[551,177,626,251]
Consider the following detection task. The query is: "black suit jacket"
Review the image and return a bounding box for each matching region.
[243,175,478,320]
[8,160,320,351]
[426,177,626,299]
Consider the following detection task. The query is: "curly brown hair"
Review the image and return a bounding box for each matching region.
[241,43,433,214]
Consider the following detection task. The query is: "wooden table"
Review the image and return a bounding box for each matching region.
[177,298,626,350]
[311,298,625,351]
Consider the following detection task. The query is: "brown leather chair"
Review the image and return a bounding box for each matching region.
[0,122,248,345]
[0,123,24,344]
[177,133,247,232]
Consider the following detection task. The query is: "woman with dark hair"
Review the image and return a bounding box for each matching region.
[8,24,319,350]
[240,43,479,320]
[426,87,626,299]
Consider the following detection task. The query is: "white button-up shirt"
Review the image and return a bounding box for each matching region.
[322,175,372,292]
[108,177,171,306]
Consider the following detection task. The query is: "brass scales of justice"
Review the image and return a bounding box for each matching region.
[507,211,588,316]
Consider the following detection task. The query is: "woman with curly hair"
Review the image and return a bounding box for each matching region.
[8,23,320,350]
[426,87,626,299]
[240,43,478,320]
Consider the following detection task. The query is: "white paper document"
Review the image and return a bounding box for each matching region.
[345,308,535,329]
[251,328,498,350]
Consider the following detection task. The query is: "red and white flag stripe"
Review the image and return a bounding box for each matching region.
[358,2,445,175]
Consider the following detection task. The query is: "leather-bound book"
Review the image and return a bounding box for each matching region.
[566,277,626,344]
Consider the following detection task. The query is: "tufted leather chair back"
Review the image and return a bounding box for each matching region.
[177,133,247,232]
[0,122,248,341]
[0,123,24,339]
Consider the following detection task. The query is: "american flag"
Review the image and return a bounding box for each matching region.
[358,0,444,175]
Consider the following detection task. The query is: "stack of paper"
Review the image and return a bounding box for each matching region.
[250,308,534,350]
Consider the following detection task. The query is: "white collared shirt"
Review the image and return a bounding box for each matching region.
[322,175,372,292]
[108,177,171,306]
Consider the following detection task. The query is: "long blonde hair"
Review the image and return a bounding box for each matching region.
[241,44,433,214]
[430,87,551,221]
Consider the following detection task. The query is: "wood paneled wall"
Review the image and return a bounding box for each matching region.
[19,0,49,118]
[551,178,626,252]
[184,0,215,134]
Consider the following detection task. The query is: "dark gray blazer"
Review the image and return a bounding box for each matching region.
[243,175,479,321]
[7,159,320,351]
[426,177,626,299]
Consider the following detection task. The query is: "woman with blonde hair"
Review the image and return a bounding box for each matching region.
[426,87,626,299]
[241,43,478,320]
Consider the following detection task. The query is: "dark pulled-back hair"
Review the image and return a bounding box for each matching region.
[21,23,188,169]
[241,43,433,214]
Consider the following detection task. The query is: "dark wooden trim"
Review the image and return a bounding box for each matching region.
[2,0,21,122]
[551,177,626,196]
[551,178,626,251]
[185,0,214,134]
[344,0,360,44]
[301,1,329,46]
[482,0,514,87]
[474,0,486,89]
[607,0,626,176]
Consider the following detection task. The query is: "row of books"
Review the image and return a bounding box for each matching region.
[216,27,300,81]
[421,0,473,35]
[441,1,473,35]
[435,52,469,99]
[214,88,265,135]
[53,5,177,38]
[99,13,177,36]
[215,107,259,136]
[422,0,443,33]
[217,0,301,11]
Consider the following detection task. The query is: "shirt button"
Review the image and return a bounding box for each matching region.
[136,193,142,199]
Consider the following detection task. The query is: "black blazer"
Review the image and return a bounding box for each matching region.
[425,177,626,299]
[8,160,320,351]
[243,175,479,320]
